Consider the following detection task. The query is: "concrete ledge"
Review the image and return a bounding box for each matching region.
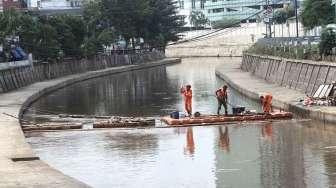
[215,60,336,124]
[167,55,242,58]
[0,58,180,187]
[245,53,336,66]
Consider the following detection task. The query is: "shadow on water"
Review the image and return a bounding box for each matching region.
[25,57,336,188]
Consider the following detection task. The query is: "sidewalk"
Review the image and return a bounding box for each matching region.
[215,60,336,124]
[0,58,180,187]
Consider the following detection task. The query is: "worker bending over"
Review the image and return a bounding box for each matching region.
[181,85,192,117]
[260,93,273,114]
[216,85,228,115]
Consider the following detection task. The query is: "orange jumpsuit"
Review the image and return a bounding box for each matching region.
[183,89,192,115]
[263,94,273,113]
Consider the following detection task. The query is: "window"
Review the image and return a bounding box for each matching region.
[191,0,195,9]
[179,0,184,9]
[200,0,205,9]
[212,8,224,13]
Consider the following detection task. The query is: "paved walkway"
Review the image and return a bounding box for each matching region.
[0,58,179,188]
[215,59,336,124]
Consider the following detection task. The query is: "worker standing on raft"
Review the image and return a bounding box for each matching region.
[260,93,273,114]
[216,85,228,115]
[181,85,192,117]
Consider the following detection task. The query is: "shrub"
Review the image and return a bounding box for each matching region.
[211,18,240,29]
[319,27,336,56]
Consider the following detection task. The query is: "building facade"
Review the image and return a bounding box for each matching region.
[177,0,207,26]
[0,0,3,12]
[177,0,289,26]
[204,0,287,23]
[2,0,26,10]
[27,0,82,10]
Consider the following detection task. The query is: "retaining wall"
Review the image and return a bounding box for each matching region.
[0,51,164,93]
[241,53,336,96]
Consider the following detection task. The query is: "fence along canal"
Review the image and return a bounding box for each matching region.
[0,51,164,93]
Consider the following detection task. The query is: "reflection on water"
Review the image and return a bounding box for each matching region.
[218,126,230,152]
[26,121,336,188]
[184,127,195,156]
[25,58,336,187]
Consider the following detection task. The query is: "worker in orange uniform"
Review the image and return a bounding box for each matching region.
[181,85,192,117]
[260,93,273,114]
[216,85,228,115]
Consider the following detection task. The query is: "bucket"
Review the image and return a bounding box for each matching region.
[232,106,245,115]
[179,112,186,119]
[170,111,179,119]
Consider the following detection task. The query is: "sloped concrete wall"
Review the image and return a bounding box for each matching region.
[242,53,336,96]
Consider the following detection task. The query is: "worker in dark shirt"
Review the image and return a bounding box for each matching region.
[216,85,228,115]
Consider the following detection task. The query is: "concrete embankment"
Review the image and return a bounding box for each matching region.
[0,51,164,93]
[0,57,180,187]
[241,53,336,96]
[215,55,336,124]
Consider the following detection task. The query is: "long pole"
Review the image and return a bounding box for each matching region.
[265,0,268,37]
[294,0,299,37]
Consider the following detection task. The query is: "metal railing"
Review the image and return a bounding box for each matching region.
[257,36,321,48]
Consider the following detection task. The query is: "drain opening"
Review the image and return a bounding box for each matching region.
[11,157,40,162]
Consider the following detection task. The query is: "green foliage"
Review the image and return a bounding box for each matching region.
[283,4,295,18]
[0,9,21,39]
[319,27,336,55]
[211,18,240,29]
[189,11,209,28]
[0,0,183,61]
[301,0,334,29]
[102,0,184,49]
[273,9,288,24]
[144,0,185,47]
[273,4,295,25]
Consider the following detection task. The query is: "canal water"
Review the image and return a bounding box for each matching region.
[25,58,336,188]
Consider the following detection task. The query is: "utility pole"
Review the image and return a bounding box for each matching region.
[265,0,272,38]
[294,0,299,37]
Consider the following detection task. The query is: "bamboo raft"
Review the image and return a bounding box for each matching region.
[161,112,293,126]
[22,123,83,131]
[93,117,155,128]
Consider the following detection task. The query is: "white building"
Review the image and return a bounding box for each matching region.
[0,0,3,12]
[27,0,82,10]
[177,0,206,27]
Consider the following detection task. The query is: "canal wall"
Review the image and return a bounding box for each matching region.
[241,53,336,96]
[215,55,336,124]
[0,51,164,93]
[0,57,180,187]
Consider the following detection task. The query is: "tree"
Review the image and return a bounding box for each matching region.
[101,0,184,50]
[16,12,41,58]
[63,15,86,57]
[319,27,336,56]
[0,9,21,39]
[273,9,287,37]
[36,16,61,61]
[301,0,334,29]
[83,0,115,57]
[189,11,209,29]
[147,0,186,47]
[144,0,185,48]
[102,0,151,48]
